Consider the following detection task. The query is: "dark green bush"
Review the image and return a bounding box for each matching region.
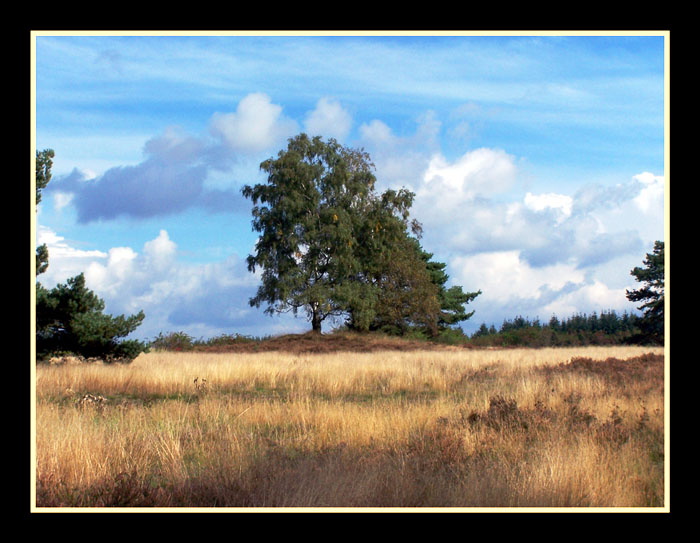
[150,331,195,351]
[36,273,148,363]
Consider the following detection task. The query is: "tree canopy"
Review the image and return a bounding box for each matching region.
[242,133,479,335]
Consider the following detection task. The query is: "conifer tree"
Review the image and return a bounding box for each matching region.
[36,274,147,361]
[626,240,665,344]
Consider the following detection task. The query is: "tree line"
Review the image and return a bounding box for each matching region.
[470,309,646,347]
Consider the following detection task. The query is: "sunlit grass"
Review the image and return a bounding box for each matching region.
[34,345,665,509]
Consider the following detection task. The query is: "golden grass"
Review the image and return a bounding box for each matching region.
[33,345,666,509]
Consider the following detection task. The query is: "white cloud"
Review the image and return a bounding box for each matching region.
[304,97,352,142]
[142,229,177,273]
[410,148,518,227]
[209,93,298,154]
[632,171,664,214]
[85,246,138,297]
[53,192,74,211]
[359,119,396,146]
[523,191,573,223]
[540,280,631,319]
[36,226,108,285]
[37,227,268,340]
[451,250,584,305]
[422,148,517,197]
[37,226,107,261]
[449,250,637,330]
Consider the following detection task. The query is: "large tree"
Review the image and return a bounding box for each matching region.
[242,134,439,333]
[626,240,665,345]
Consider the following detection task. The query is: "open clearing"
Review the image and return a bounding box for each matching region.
[34,343,666,510]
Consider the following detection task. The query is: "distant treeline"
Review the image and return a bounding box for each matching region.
[468,310,653,347]
[148,309,659,353]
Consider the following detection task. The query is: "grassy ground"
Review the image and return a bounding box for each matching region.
[33,343,666,510]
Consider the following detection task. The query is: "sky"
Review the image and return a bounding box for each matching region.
[32,32,667,341]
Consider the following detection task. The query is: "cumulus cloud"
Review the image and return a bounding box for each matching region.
[72,157,209,222]
[209,93,298,154]
[39,228,281,340]
[46,122,250,223]
[414,148,518,223]
[451,250,585,306]
[371,129,665,331]
[449,249,636,331]
[41,93,308,223]
[523,192,572,223]
[632,171,664,213]
[304,97,353,142]
[36,226,108,288]
[359,119,396,146]
[357,114,444,191]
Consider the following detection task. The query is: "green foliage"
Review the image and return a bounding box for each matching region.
[421,247,481,329]
[357,233,442,336]
[242,134,378,332]
[36,273,148,362]
[626,241,665,345]
[35,149,54,276]
[242,133,481,336]
[150,331,196,351]
[35,148,54,205]
[149,331,266,351]
[470,310,643,347]
[243,133,462,335]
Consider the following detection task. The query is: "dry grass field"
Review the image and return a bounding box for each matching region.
[33,343,667,510]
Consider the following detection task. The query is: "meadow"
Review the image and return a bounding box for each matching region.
[33,344,666,510]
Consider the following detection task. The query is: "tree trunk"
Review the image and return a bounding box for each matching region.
[311,309,322,333]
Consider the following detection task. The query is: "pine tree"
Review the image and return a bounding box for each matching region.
[626,241,665,344]
[36,274,147,362]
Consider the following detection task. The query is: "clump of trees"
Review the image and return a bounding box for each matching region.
[470,240,666,347]
[470,310,642,347]
[242,134,480,337]
[34,149,148,363]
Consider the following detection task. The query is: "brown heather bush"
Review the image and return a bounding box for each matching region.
[33,345,666,509]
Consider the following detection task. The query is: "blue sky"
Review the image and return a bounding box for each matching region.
[33,32,667,340]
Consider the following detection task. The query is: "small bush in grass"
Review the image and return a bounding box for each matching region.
[150,331,195,352]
